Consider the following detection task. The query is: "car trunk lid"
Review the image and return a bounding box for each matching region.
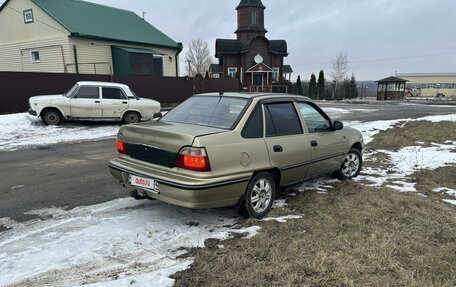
[119,121,226,168]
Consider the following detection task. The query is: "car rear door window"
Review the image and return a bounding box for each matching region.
[265,103,303,137]
[297,102,331,133]
[102,87,127,100]
[75,87,99,99]
[242,105,263,138]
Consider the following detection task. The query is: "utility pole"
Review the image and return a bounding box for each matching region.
[142,11,147,19]
[186,60,191,76]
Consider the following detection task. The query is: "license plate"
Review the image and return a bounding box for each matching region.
[129,175,159,193]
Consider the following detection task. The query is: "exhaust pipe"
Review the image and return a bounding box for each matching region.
[118,181,154,200]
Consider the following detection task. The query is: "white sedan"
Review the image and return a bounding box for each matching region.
[28,81,161,125]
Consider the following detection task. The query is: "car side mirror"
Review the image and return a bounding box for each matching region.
[333,121,343,131]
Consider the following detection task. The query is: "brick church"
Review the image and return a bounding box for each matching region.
[209,0,292,91]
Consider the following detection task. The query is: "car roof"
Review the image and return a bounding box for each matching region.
[76,81,129,88]
[195,92,312,101]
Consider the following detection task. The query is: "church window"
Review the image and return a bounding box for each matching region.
[251,11,257,25]
[272,67,280,82]
[228,67,237,78]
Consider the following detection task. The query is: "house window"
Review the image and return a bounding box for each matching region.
[31,51,40,63]
[251,11,257,25]
[23,9,34,24]
[129,53,163,76]
[228,67,237,78]
[152,55,164,76]
[272,67,280,83]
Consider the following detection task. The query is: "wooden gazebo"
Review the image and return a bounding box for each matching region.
[377,76,408,101]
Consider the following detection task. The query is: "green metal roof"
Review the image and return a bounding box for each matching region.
[31,0,180,49]
[270,40,288,55]
[283,65,293,73]
[216,38,288,57]
[115,46,164,55]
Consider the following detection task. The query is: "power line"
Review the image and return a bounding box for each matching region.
[291,50,456,67]
[6,5,68,34]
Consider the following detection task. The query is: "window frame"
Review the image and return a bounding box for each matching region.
[23,9,34,24]
[241,103,264,139]
[272,67,280,83]
[227,67,237,78]
[152,55,164,76]
[30,50,40,63]
[251,11,257,25]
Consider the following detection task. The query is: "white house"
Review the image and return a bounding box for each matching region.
[0,0,183,76]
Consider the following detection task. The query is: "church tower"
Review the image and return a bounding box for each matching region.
[235,0,267,43]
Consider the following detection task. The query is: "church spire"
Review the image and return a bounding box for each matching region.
[235,0,267,42]
[236,0,266,10]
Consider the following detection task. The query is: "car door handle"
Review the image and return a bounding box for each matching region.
[273,145,283,153]
[94,100,100,103]
[311,140,318,147]
[122,101,128,104]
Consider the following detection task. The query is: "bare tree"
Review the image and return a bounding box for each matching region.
[185,39,212,77]
[329,49,349,99]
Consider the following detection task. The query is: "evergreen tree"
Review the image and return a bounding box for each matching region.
[317,70,325,100]
[350,73,358,99]
[343,78,350,99]
[308,73,317,99]
[296,75,303,95]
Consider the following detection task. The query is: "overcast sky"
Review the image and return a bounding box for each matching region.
[88,0,456,81]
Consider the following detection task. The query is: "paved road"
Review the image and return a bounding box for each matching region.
[1,102,455,229]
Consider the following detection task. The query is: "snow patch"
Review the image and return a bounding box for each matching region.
[261,215,303,223]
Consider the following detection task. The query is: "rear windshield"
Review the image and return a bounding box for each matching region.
[162,96,249,129]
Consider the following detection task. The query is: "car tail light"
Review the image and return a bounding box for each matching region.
[175,147,211,172]
[116,134,128,154]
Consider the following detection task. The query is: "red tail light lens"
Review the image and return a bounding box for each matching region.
[116,134,128,154]
[175,147,211,172]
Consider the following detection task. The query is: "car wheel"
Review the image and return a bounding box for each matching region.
[337,149,363,180]
[239,172,276,219]
[123,111,141,124]
[41,109,62,126]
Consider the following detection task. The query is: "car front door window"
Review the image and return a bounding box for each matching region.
[297,103,331,133]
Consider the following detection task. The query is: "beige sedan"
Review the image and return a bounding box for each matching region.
[109,93,364,218]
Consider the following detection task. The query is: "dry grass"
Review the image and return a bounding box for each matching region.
[173,183,456,287]
[367,121,456,151]
[172,120,456,287]
[413,166,456,200]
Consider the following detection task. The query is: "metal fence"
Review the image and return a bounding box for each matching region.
[0,72,240,114]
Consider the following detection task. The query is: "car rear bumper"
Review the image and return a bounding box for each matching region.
[28,108,37,116]
[108,159,250,209]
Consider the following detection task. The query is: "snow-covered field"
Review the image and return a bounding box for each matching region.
[1,109,455,286]
[0,107,367,152]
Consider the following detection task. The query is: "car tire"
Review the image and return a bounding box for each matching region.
[123,111,141,124]
[337,148,363,180]
[239,172,276,219]
[41,109,62,126]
